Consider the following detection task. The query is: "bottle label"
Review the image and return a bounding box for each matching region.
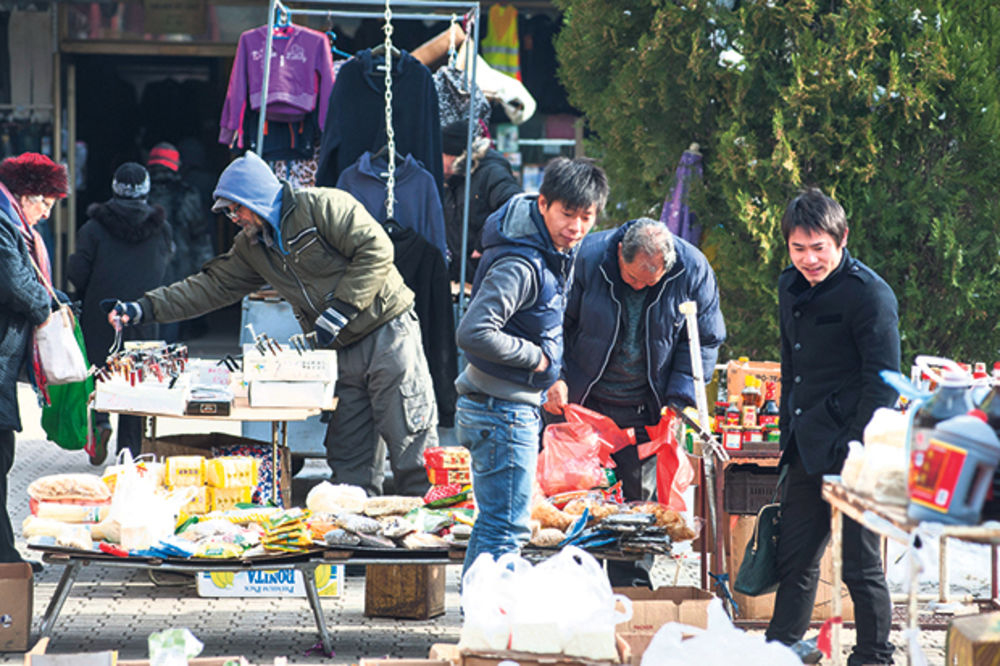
[909,437,968,512]
[725,411,741,427]
[722,428,743,450]
[741,405,758,428]
[759,414,779,427]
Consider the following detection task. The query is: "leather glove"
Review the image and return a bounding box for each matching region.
[99,299,143,327]
[314,306,351,348]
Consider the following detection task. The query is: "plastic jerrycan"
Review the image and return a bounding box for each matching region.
[907,408,1000,525]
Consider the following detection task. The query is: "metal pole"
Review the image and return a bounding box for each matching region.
[257,0,281,156]
[678,300,729,613]
[457,8,479,318]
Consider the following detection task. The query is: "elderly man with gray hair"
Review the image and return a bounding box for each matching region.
[544,217,725,584]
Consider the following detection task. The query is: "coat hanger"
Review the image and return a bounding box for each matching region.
[325,15,352,59]
[371,43,401,58]
[272,7,293,39]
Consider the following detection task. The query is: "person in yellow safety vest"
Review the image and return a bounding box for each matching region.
[481,4,520,80]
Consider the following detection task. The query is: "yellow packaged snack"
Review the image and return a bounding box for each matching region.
[207,486,253,513]
[181,486,209,515]
[205,457,259,489]
[165,456,206,487]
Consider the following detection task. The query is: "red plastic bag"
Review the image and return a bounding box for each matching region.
[537,422,614,496]
[563,403,636,454]
[637,409,695,511]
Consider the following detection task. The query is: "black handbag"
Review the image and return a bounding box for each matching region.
[733,465,787,597]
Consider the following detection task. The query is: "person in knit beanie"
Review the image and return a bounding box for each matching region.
[67,162,172,465]
[439,119,521,283]
[145,142,213,344]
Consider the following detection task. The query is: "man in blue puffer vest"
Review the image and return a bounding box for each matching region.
[544,217,726,584]
[455,157,609,576]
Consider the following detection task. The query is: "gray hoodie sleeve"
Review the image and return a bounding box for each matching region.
[456,256,542,370]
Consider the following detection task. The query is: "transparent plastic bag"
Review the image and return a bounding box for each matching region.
[459,552,518,651]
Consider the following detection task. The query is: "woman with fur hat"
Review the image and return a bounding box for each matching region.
[67,162,173,464]
[0,152,69,571]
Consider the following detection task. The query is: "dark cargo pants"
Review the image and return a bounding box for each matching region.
[323,309,438,496]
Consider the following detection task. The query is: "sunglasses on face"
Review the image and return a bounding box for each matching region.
[27,195,57,212]
[224,204,242,221]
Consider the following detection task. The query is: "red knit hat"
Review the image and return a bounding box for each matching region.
[0,153,70,198]
[148,142,181,172]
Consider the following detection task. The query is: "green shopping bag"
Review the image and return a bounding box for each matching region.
[40,319,97,450]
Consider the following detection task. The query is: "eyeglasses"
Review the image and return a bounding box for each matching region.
[26,195,57,212]
[223,204,242,221]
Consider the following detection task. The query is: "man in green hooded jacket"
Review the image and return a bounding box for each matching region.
[104,151,437,496]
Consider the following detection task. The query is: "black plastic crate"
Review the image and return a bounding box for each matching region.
[724,463,781,515]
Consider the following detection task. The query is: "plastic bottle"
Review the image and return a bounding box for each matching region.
[979,382,1000,520]
[759,381,780,427]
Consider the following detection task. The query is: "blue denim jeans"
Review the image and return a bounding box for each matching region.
[456,394,541,578]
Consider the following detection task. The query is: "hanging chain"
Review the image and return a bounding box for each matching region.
[447,14,458,69]
[383,0,396,219]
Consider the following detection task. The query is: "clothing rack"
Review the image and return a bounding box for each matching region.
[258,0,481,315]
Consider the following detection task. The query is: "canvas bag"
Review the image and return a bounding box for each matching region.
[733,465,787,596]
[29,254,89,385]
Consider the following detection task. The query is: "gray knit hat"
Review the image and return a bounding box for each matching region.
[112,162,150,199]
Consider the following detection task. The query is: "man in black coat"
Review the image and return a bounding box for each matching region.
[766,188,898,665]
[440,120,522,284]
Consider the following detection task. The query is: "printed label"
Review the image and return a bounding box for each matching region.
[909,437,967,512]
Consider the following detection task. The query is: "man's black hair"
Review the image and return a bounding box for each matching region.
[780,187,848,243]
[538,157,609,214]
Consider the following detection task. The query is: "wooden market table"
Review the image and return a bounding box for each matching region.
[821,479,1000,666]
[98,396,336,505]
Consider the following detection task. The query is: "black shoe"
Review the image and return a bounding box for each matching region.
[790,637,822,664]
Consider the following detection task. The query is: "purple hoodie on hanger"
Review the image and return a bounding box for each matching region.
[219,24,336,148]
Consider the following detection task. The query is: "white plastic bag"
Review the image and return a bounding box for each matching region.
[306,481,368,515]
[641,598,801,666]
[459,552,518,651]
[106,450,192,551]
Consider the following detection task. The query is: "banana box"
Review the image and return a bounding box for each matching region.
[196,564,343,597]
[165,455,206,487]
[205,457,259,488]
[207,485,253,512]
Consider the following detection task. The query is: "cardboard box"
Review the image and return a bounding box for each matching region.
[195,564,343,598]
[0,563,32,652]
[727,514,854,621]
[365,564,446,620]
[438,635,631,666]
[141,432,292,508]
[946,612,1000,665]
[613,586,713,633]
[358,659,454,666]
[725,360,781,407]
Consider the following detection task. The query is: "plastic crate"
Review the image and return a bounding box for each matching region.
[724,463,781,515]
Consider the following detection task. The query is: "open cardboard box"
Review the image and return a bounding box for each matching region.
[612,586,714,666]
[429,636,631,666]
[0,563,32,653]
[25,638,246,665]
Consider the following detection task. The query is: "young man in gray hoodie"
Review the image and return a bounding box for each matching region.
[456,157,608,576]
[104,151,437,497]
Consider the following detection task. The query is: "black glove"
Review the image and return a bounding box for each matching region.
[99,299,143,326]
[313,299,358,347]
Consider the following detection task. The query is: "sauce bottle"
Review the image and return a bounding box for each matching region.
[910,370,974,454]
[759,381,780,427]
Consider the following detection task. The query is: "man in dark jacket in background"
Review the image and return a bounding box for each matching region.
[455,156,608,576]
[441,120,522,284]
[68,162,173,463]
[147,142,215,341]
[765,188,897,665]
[544,217,725,585]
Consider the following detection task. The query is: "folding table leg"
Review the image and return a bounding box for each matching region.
[39,560,82,638]
[831,507,843,666]
[301,564,334,656]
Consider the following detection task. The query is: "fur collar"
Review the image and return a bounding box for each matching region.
[86,199,167,243]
